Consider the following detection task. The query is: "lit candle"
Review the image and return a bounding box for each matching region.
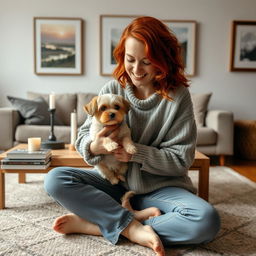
[70,111,77,146]
[49,93,55,109]
[28,137,41,152]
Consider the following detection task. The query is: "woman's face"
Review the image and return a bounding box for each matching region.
[124,37,157,89]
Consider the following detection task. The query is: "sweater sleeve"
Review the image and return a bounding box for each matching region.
[130,89,197,177]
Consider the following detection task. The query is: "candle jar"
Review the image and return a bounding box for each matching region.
[28,137,41,152]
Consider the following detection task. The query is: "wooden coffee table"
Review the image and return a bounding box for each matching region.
[0,144,209,209]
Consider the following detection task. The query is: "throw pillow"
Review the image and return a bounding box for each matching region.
[7,96,62,125]
[191,93,212,127]
[27,92,76,126]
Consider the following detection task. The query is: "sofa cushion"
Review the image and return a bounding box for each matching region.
[7,96,62,125]
[27,92,76,126]
[191,93,212,127]
[77,92,97,126]
[15,124,71,144]
[196,127,217,146]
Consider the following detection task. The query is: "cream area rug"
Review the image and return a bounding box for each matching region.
[1,167,256,256]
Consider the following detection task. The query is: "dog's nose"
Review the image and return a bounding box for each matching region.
[110,113,115,119]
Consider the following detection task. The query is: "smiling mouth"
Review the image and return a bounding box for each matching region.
[132,73,147,79]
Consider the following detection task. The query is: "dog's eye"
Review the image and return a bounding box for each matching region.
[114,105,120,110]
[100,106,107,111]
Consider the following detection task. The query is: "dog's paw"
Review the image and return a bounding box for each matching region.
[104,141,119,152]
[125,144,137,154]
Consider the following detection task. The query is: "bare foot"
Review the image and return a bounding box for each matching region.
[122,219,165,256]
[122,191,161,221]
[53,213,101,236]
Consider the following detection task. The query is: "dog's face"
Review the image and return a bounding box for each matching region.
[84,94,130,126]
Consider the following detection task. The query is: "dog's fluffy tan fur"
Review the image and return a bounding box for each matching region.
[84,94,137,184]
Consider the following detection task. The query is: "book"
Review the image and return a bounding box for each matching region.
[6,149,51,160]
[1,160,51,170]
[1,157,51,165]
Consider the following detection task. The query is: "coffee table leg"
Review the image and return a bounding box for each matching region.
[19,173,26,183]
[198,161,209,201]
[0,171,5,209]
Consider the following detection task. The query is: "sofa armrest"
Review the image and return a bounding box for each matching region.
[0,108,22,150]
[205,110,234,155]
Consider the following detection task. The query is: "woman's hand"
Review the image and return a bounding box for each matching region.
[113,147,132,162]
[89,125,120,155]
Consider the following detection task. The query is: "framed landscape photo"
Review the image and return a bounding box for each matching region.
[163,20,197,77]
[100,15,138,76]
[230,20,256,71]
[34,17,83,75]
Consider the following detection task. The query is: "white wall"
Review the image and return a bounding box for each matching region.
[0,0,255,120]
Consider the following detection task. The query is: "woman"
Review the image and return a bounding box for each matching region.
[44,16,220,256]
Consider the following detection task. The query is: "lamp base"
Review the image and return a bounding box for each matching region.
[41,140,65,149]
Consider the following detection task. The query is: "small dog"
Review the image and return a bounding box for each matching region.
[84,94,137,184]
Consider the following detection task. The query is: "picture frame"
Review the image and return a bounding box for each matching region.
[100,15,139,76]
[230,20,256,72]
[163,20,197,77]
[34,17,84,75]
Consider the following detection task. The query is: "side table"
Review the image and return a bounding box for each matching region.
[234,120,256,160]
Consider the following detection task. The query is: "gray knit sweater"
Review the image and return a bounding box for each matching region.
[76,80,197,194]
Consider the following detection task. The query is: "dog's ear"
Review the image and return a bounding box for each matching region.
[122,98,130,113]
[84,96,98,116]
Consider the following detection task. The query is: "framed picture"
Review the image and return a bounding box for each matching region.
[100,15,139,76]
[34,17,84,75]
[230,20,256,71]
[163,20,197,77]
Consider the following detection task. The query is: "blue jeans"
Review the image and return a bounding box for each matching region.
[44,167,220,245]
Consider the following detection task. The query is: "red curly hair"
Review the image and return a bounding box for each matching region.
[112,16,189,100]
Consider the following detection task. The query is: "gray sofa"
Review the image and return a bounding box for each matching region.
[0,91,234,165]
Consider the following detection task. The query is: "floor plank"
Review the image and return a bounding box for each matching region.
[210,156,256,182]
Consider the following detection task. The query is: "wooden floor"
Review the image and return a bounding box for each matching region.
[227,159,256,182]
[210,156,256,182]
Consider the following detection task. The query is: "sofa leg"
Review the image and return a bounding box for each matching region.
[219,155,225,166]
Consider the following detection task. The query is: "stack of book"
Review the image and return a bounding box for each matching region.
[1,149,52,169]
